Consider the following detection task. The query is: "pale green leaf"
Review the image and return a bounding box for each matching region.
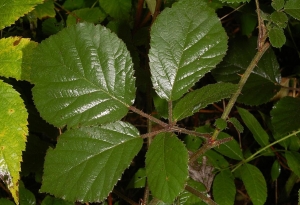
[271,160,281,181]
[40,121,143,202]
[66,8,107,26]
[228,117,244,133]
[272,0,285,10]
[41,196,73,205]
[173,83,238,121]
[146,133,189,203]
[149,0,228,101]
[31,22,136,128]
[212,37,281,105]
[29,0,55,19]
[99,0,131,20]
[285,151,300,177]
[0,80,28,204]
[215,131,243,160]
[237,107,269,147]
[240,163,267,205]
[284,0,300,20]
[269,27,286,48]
[213,170,236,205]
[145,0,156,14]
[0,37,38,82]
[270,11,288,28]
[271,97,300,136]
[0,0,43,29]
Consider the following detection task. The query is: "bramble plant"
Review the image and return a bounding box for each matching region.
[1,0,300,204]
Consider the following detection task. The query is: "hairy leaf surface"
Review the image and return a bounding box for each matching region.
[173,83,238,121]
[31,22,136,128]
[240,163,267,205]
[0,80,28,204]
[40,121,142,202]
[146,133,188,203]
[149,0,228,101]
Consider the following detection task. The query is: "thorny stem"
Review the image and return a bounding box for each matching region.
[129,106,168,127]
[185,185,218,205]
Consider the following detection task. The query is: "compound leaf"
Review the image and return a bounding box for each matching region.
[240,163,267,205]
[149,0,228,101]
[0,80,28,204]
[173,83,238,121]
[31,22,136,128]
[0,0,43,29]
[40,121,143,203]
[146,133,189,203]
[213,169,236,205]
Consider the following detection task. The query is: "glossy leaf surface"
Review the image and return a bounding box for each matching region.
[31,22,136,128]
[237,107,269,147]
[40,121,143,202]
[149,0,228,101]
[0,80,28,204]
[213,170,236,205]
[212,37,281,105]
[240,163,267,205]
[271,160,281,181]
[146,133,188,203]
[271,97,300,136]
[173,83,238,121]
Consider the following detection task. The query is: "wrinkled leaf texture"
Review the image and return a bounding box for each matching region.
[149,0,228,101]
[41,121,143,202]
[31,22,136,128]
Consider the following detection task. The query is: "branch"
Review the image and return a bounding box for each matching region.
[185,185,218,205]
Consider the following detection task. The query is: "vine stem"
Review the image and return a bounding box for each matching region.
[211,41,270,141]
[232,129,300,172]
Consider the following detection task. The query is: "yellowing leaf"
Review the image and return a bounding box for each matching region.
[0,80,28,204]
[0,0,44,29]
[0,37,38,82]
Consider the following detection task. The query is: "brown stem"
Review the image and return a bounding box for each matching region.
[129,106,168,127]
[185,185,218,205]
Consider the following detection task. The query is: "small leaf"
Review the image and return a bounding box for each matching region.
[66,8,107,26]
[240,163,267,205]
[269,27,286,48]
[213,169,236,205]
[40,121,143,202]
[0,37,38,82]
[271,97,300,136]
[145,0,156,14]
[215,118,227,130]
[237,107,269,147]
[271,160,281,181]
[272,0,285,10]
[149,0,228,101]
[41,195,73,205]
[127,168,146,189]
[31,22,136,128]
[29,0,55,19]
[0,0,43,29]
[285,151,300,177]
[99,0,131,20]
[228,117,244,133]
[173,83,238,121]
[284,0,300,20]
[215,131,243,160]
[270,11,288,28]
[0,80,28,204]
[146,133,189,203]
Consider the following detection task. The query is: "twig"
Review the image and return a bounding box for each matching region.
[185,185,218,205]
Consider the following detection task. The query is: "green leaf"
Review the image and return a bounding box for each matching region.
[146,133,189,203]
[271,97,300,136]
[63,0,85,11]
[284,0,300,20]
[31,22,136,128]
[41,196,73,205]
[66,8,107,26]
[237,107,269,147]
[149,0,228,101]
[20,181,36,205]
[29,0,55,19]
[0,80,28,204]
[219,0,249,3]
[270,11,288,28]
[99,0,131,20]
[177,179,206,204]
[173,83,238,121]
[0,0,43,29]
[228,117,244,133]
[0,37,38,82]
[240,163,267,205]
[269,27,286,48]
[285,151,300,177]
[145,0,156,14]
[0,198,15,205]
[214,118,227,130]
[204,150,229,169]
[272,0,285,10]
[212,37,281,105]
[213,170,236,205]
[215,131,243,160]
[40,121,143,202]
[270,160,281,181]
[127,168,146,189]
[42,18,64,36]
